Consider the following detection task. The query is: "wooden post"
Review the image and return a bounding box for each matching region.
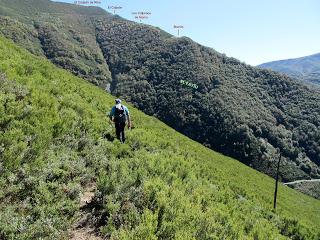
[274,152,282,210]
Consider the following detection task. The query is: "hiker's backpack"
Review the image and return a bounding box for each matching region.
[114,105,127,123]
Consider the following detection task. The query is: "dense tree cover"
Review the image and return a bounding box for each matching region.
[94,19,320,182]
[35,20,112,88]
[0,12,112,89]
[0,0,319,185]
[1,35,320,240]
[259,53,320,86]
[290,182,320,200]
[0,17,43,56]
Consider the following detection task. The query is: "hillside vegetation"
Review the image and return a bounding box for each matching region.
[1,35,320,239]
[289,182,320,200]
[259,53,320,86]
[0,34,320,240]
[0,0,112,88]
[0,0,320,188]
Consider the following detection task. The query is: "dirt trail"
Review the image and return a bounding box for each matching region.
[283,179,320,185]
[69,183,102,240]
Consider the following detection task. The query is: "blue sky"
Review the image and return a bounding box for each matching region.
[54,0,320,65]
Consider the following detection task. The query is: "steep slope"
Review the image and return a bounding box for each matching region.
[0,0,320,185]
[259,53,320,86]
[1,35,320,240]
[0,0,112,88]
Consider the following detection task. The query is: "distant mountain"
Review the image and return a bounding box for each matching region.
[1,0,320,185]
[258,53,320,86]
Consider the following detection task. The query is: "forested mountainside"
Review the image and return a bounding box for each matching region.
[1,34,320,240]
[0,0,319,184]
[259,53,320,86]
[0,0,112,88]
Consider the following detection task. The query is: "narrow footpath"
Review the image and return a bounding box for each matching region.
[283,179,320,185]
[69,183,102,240]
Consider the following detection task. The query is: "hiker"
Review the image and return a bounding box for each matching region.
[109,99,131,143]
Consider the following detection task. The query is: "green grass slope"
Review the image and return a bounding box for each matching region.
[0,36,320,239]
[1,0,320,187]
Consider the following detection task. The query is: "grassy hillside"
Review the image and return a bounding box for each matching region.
[259,53,320,86]
[0,36,320,239]
[0,0,320,186]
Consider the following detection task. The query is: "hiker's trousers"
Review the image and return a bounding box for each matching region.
[115,121,126,143]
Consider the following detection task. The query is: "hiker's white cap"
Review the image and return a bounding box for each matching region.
[116,103,122,109]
